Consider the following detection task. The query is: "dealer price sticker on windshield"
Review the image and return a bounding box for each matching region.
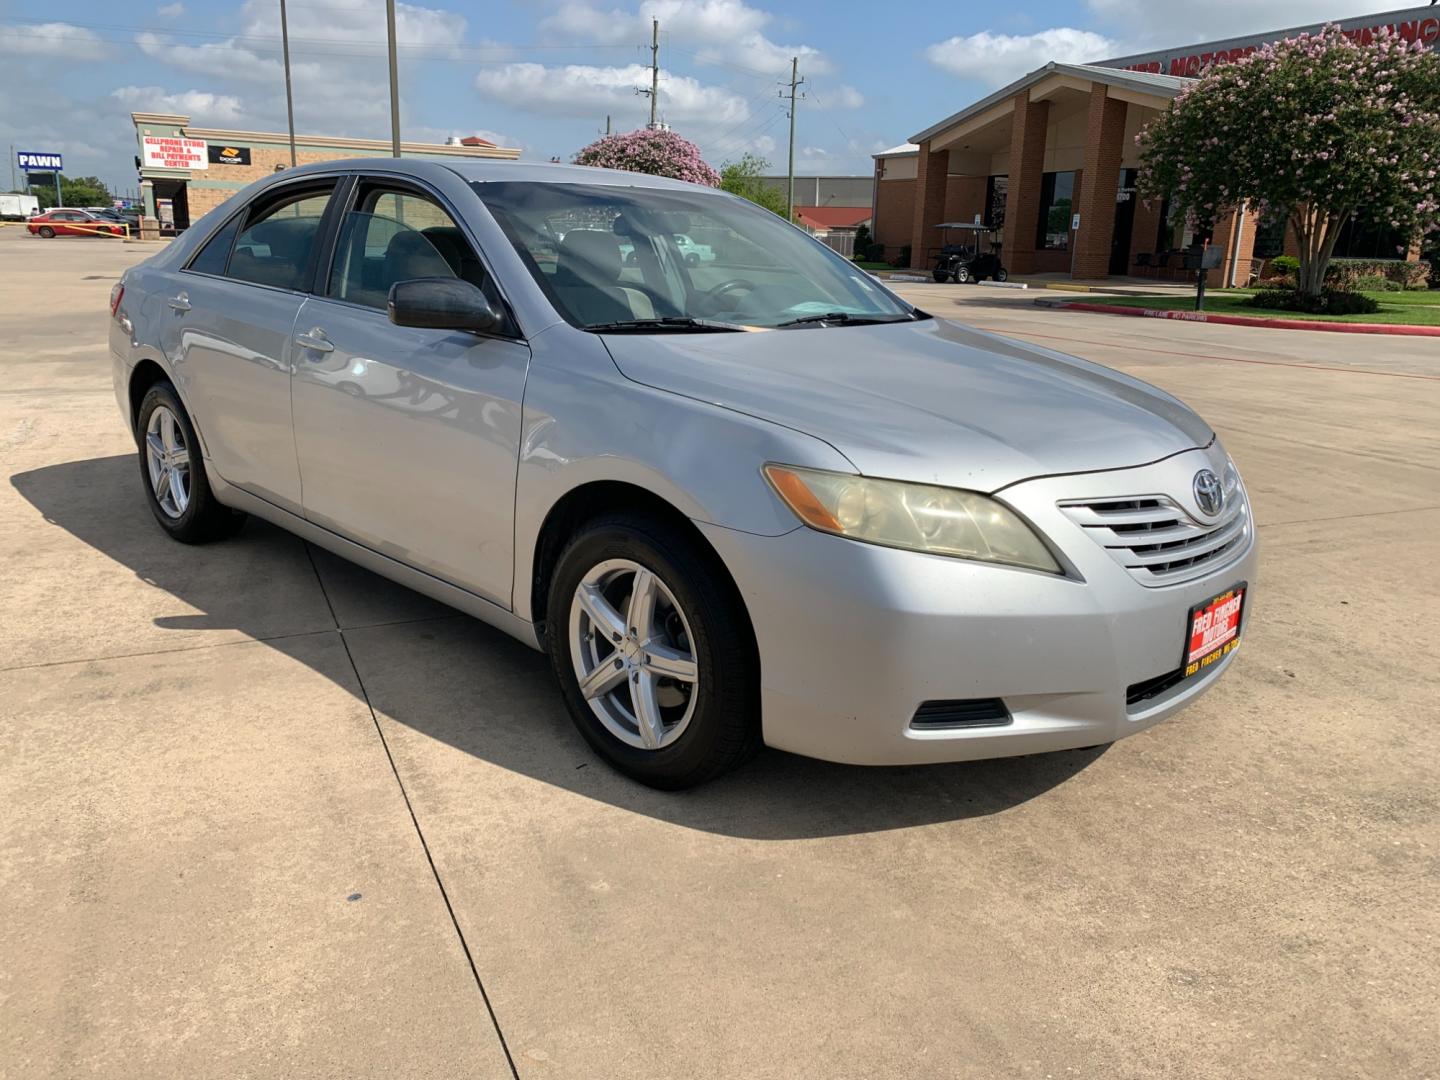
[1183,584,1246,679]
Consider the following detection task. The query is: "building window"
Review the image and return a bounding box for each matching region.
[1332,214,1410,260]
[1035,171,1075,251]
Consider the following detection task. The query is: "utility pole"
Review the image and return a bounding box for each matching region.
[279,0,297,166]
[784,57,804,221]
[649,19,659,128]
[606,115,612,136]
[8,145,16,193]
[385,0,402,156]
[636,19,660,128]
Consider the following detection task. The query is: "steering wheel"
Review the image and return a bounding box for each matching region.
[700,278,757,313]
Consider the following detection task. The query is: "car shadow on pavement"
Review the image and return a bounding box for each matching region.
[12,454,1105,840]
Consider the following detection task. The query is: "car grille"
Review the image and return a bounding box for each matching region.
[1058,490,1250,587]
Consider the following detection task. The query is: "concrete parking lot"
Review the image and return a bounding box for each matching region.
[3,230,1437,1079]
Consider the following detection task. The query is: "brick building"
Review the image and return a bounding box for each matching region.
[129,112,520,236]
[871,6,1438,282]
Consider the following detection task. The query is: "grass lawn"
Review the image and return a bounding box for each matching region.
[853,261,899,271]
[1098,289,1440,326]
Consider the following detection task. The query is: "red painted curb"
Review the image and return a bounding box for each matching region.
[1057,301,1440,337]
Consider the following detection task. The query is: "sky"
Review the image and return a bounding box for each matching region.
[0,0,1420,196]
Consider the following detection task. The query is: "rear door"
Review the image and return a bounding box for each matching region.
[160,177,343,514]
[290,176,529,605]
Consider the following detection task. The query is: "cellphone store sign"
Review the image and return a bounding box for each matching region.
[142,136,209,171]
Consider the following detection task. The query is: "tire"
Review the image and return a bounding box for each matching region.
[135,381,247,543]
[38,226,54,238]
[932,270,950,283]
[685,252,700,267]
[956,266,971,284]
[995,267,1008,282]
[546,513,761,789]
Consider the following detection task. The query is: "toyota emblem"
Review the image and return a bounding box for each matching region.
[1193,469,1224,517]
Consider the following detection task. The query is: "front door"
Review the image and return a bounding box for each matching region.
[1110,169,1139,276]
[290,179,529,606]
[162,179,341,513]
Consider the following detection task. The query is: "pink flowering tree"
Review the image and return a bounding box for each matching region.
[573,128,721,187]
[1138,26,1440,295]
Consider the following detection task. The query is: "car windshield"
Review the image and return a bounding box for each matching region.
[475,181,919,331]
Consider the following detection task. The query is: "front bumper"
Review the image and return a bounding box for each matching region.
[698,447,1257,765]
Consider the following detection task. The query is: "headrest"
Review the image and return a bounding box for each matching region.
[556,229,622,286]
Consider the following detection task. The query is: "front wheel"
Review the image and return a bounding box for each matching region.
[995,267,1008,282]
[956,265,971,284]
[546,514,760,789]
[932,269,951,283]
[38,226,54,238]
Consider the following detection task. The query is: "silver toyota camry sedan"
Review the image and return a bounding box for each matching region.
[109,159,1255,788]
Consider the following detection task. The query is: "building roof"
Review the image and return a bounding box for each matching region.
[794,206,873,230]
[909,61,1191,145]
[874,143,919,159]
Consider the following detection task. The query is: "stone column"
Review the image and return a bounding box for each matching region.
[1072,85,1128,279]
[908,141,949,268]
[1001,90,1049,276]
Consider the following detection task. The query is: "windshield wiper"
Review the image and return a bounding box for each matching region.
[587,317,748,333]
[775,311,917,328]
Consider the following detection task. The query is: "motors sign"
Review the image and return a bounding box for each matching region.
[16,151,63,172]
[141,136,209,171]
[1099,5,1440,77]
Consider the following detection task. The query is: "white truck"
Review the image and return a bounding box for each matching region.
[0,194,41,221]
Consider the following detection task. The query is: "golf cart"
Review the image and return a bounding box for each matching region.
[932,222,1007,284]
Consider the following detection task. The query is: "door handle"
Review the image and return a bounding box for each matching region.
[294,329,334,354]
[167,292,190,312]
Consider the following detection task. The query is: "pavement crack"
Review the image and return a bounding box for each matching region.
[302,542,520,1079]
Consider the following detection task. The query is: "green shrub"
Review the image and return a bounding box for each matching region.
[1247,287,1380,315]
[1349,274,1402,292]
[891,243,912,268]
[1271,255,1300,276]
[1324,259,1430,290]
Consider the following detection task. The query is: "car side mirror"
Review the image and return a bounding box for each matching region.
[387,277,500,333]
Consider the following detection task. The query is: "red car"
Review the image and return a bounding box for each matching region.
[27,209,127,238]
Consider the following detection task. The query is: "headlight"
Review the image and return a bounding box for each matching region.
[763,464,1061,574]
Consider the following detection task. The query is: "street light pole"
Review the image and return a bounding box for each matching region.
[386,0,402,156]
[279,0,297,167]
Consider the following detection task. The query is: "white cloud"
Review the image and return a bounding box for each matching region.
[111,85,248,125]
[812,84,864,110]
[156,2,186,16]
[923,28,1115,86]
[541,0,831,75]
[131,0,470,136]
[475,62,749,126]
[0,21,106,60]
[1084,0,1403,50]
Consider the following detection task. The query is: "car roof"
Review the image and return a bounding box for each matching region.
[261,156,716,194]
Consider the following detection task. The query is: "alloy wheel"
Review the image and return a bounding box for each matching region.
[568,558,699,751]
[145,404,192,518]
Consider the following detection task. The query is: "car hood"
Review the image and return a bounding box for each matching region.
[601,317,1214,492]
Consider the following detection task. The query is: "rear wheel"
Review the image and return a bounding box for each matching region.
[932,269,950,283]
[38,226,54,238]
[956,265,971,284]
[995,267,1009,282]
[136,381,247,543]
[546,514,760,789]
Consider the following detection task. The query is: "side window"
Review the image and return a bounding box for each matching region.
[188,214,242,276]
[227,186,335,291]
[328,187,489,311]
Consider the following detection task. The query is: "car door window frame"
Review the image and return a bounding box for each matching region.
[180,175,348,293]
[313,174,524,343]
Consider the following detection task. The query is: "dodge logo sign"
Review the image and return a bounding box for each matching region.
[208,145,251,166]
[1193,469,1225,517]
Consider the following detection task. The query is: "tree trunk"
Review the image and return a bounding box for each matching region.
[1290,204,1349,296]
